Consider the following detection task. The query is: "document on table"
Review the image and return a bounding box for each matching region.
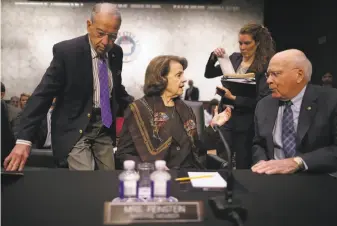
[187,172,227,188]
[217,54,236,75]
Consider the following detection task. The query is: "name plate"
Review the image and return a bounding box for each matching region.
[103,201,203,224]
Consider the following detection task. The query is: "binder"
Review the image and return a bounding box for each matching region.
[221,75,256,98]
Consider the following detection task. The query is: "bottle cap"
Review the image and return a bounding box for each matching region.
[155,160,166,170]
[124,160,135,170]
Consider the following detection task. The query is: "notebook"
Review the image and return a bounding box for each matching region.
[187,172,227,188]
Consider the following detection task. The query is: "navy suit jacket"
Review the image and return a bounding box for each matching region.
[253,84,337,173]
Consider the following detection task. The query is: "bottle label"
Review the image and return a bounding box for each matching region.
[123,181,137,197]
[138,187,151,199]
[152,181,170,197]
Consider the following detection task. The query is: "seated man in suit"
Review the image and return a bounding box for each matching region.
[252,49,337,174]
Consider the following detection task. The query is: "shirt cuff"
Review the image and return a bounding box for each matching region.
[300,157,309,170]
[16,139,32,146]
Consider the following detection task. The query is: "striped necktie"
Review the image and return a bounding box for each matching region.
[281,101,296,158]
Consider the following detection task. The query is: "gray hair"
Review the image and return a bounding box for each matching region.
[90,3,122,23]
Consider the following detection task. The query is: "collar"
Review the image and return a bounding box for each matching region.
[279,85,306,108]
[290,85,307,109]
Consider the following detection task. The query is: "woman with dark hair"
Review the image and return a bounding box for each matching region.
[204,23,276,169]
[116,55,232,169]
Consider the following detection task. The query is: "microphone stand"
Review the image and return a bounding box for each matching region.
[208,125,247,226]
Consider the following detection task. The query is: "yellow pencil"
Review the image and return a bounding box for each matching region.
[175,175,213,182]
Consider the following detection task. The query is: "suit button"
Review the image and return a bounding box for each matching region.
[87,113,91,118]
[79,129,83,134]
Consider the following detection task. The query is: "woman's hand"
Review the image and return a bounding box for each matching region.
[216,86,236,100]
[213,48,226,58]
[210,106,232,127]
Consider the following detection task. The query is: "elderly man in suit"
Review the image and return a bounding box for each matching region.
[252,49,337,174]
[4,3,133,171]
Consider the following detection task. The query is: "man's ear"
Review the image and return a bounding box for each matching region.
[296,69,305,83]
[86,19,92,31]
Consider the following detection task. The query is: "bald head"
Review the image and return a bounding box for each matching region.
[267,49,312,100]
[270,49,312,81]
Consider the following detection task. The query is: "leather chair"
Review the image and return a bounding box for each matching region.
[183,101,229,169]
[26,148,56,168]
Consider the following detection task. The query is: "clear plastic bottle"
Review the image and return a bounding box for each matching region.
[117,160,141,202]
[137,162,154,200]
[150,160,177,202]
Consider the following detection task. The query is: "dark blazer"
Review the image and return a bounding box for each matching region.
[1,101,16,165]
[252,84,337,173]
[184,87,199,101]
[12,110,48,149]
[204,52,270,131]
[16,35,133,164]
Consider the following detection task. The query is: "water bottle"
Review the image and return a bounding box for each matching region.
[137,162,154,200]
[150,160,177,202]
[118,160,141,202]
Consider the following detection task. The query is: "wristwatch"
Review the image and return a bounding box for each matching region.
[293,157,305,171]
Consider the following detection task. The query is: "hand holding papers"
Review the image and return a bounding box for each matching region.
[217,53,236,75]
[215,50,256,98]
[213,47,226,58]
[217,53,255,79]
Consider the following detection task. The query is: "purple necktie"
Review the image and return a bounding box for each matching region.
[98,58,112,128]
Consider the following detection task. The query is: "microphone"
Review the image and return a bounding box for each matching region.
[208,125,247,226]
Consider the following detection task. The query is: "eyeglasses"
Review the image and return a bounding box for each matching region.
[95,29,118,40]
[265,71,282,79]
[265,68,299,79]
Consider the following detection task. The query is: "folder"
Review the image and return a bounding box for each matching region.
[221,75,256,98]
[217,53,256,98]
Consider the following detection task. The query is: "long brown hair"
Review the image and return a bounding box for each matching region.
[239,23,276,73]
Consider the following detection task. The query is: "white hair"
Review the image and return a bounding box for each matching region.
[277,49,312,82]
[292,51,312,81]
[91,3,121,23]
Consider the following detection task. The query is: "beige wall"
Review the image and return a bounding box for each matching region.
[1,0,263,101]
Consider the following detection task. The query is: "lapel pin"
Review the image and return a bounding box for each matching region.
[307,106,311,110]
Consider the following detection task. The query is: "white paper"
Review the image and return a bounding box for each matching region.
[217,54,235,75]
[187,172,227,188]
[224,78,256,84]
